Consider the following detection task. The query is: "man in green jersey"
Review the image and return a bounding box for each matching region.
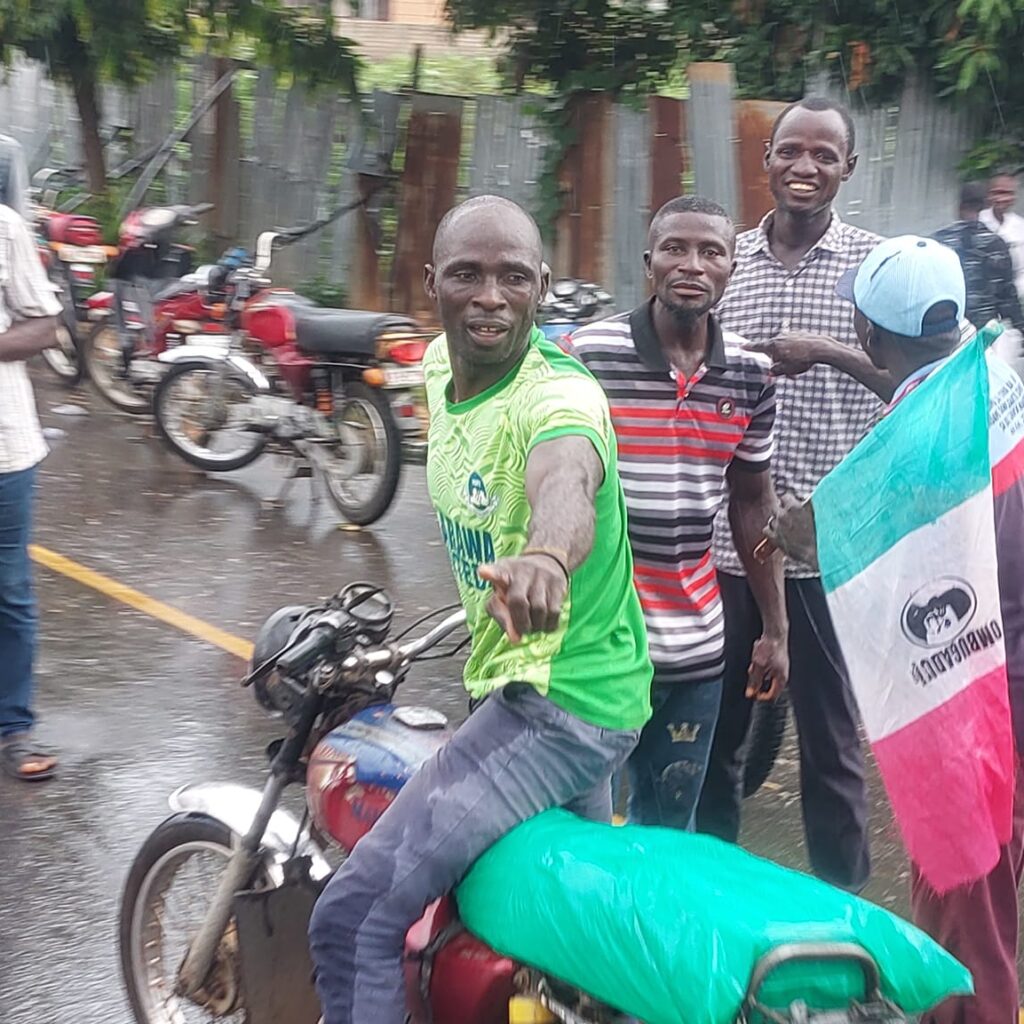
[310,195,653,1024]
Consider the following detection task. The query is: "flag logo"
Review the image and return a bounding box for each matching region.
[900,578,977,649]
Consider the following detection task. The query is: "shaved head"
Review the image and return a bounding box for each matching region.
[432,195,543,266]
[425,194,549,389]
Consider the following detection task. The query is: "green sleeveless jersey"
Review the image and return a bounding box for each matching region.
[424,328,652,731]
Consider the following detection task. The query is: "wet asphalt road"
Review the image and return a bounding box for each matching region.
[0,368,995,1023]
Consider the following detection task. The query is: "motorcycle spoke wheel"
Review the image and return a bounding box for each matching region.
[313,381,402,526]
[157,367,264,469]
[85,324,150,413]
[128,839,247,1024]
[40,320,81,382]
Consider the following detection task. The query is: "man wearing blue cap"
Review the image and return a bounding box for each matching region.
[764,235,1024,1024]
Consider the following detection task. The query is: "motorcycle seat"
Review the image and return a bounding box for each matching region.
[293,308,418,358]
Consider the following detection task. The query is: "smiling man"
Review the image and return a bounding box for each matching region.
[697,97,883,892]
[570,196,788,830]
[309,195,652,1024]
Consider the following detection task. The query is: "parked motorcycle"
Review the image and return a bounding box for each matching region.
[29,167,113,385]
[118,584,910,1024]
[537,278,614,349]
[82,202,213,412]
[150,230,430,525]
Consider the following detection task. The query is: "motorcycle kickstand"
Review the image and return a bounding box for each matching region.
[270,456,314,508]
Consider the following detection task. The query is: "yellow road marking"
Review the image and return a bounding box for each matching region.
[29,544,254,661]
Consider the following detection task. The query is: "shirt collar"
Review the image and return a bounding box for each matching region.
[888,358,948,411]
[750,209,849,258]
[629,298,727,372]
[887,321,983,411]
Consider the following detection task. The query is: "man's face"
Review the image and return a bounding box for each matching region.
[766,107,856,218]
[644,211,735,321]
[989,175,1018,217]
[424,209,547,369]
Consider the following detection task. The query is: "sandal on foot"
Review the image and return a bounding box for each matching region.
[1,737,57,781]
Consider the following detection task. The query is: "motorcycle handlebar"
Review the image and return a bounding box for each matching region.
[274,606,468,683]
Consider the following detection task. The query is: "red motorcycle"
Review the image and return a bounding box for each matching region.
[82,202,216,412]
[29,168,113,385]
[118,585,908,1024]
[150,231,430,525]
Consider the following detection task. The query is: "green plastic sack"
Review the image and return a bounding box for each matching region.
[456,810,971,1024]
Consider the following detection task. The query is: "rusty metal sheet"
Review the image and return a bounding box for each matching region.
[736,99,787,230]
[558,93,611,282]
[392,93,463,317]
[650,96,687,212]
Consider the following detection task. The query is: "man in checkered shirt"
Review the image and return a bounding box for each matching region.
[0,143,62,781]
[696,97,891,891]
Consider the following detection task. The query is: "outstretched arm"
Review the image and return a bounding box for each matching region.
[478,434,603,643]
[747,333,895,402]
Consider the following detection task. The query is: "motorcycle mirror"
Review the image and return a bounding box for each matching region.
[254,231,279,273]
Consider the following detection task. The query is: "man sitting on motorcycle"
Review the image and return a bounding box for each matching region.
[309,195,653,1024]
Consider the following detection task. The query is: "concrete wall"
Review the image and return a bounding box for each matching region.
[332,6,492,58]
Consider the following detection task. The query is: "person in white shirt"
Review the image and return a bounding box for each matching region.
[981,172,1024,361]
[0,194,62,780]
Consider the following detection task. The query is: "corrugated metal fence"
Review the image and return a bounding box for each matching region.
[0,56,977,314]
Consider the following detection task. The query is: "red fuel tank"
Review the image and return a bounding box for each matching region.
[404,897,516,1024]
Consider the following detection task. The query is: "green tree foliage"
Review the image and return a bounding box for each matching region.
[445,0,1024,172]
[0,0,360,193]
[0,0,184,192]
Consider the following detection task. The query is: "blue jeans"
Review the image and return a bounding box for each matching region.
[308,683,640,1024]
[0,466,38,739]
[626,677,722,831]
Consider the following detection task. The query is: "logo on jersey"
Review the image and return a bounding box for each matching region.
[465,471,499,516]
[717,397,736,419]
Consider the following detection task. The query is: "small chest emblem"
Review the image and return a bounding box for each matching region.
[465,471,499,516]
[717,397,736,420]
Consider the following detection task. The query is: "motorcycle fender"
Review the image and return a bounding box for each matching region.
[169,782,332,883]
[156,348,271,392]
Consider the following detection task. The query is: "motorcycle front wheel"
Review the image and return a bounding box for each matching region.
[40,311,84,385]
[312,381,402,526]
[119,814,269,1024]
[153,361,267,473]
[83,322,151,413]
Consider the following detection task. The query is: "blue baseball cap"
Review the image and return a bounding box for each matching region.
[835,235,965,338]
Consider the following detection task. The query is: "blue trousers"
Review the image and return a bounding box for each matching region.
[0,466,37,739]
[308,683,639,1024]
[626,677,722,831]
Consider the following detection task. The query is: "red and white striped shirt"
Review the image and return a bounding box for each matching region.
[570,303,775,682]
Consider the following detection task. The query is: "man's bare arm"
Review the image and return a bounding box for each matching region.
[727,463,790,700]
[478,435,603,643]
[747,333,895,402]
[0,316,59,362]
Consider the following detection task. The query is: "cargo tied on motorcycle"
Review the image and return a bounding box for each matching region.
[118,583,971,1024]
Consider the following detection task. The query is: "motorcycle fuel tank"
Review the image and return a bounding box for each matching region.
[307,704,454,853]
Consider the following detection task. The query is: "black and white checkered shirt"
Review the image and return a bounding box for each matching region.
[713,211,884,578]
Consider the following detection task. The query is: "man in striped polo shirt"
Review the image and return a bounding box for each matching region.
[570,196,789,829]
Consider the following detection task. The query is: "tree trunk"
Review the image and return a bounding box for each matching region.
[69,63,107,195]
